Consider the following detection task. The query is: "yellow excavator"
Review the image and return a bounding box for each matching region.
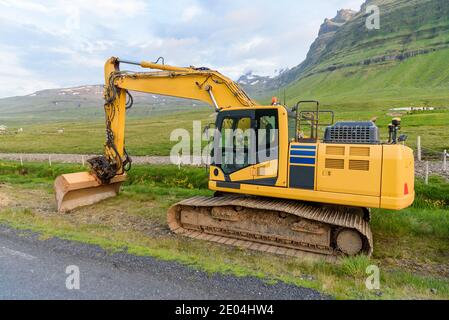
[54,57,415,260]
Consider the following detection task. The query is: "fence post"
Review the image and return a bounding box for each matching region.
[425,161,429,185]
[49,155,52,167]
[81,155,85,167]
[20,154,23,167]
[417,136,422,162]
[444,150,447,172]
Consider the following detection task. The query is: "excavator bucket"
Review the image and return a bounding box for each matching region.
[54,172,126,213]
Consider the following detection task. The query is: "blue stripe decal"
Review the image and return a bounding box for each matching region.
[290,150,316,157]
[291,145,316,150]
[290,157,316,165]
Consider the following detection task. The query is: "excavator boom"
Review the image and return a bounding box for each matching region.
[55,57,255,212]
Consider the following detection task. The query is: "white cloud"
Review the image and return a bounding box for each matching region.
[182,5,203,22]
[75,0,148,18]
[0,0,366,98]
[219,58,280,80]
[0,0,148,38]
[0,48,58,97]
[0,0,49,13]
[340,0,363,11]
[234,37,266,54]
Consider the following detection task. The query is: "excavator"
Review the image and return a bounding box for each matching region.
[54,57,415,260]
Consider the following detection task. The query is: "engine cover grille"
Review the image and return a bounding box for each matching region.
[324,121,380,144]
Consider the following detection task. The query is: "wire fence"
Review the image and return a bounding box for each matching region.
[416,136,447,162]
[416,136,447,184]
[421,147,447,161]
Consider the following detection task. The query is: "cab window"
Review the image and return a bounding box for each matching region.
[256,110,278,162]
[220,116,254,174]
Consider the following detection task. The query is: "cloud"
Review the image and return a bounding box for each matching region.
[0,0,365,98]
[0,47,58,97]
[182,5,204,22]
[0,0,49,13]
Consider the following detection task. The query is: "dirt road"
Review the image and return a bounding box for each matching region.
[0,153,173,165]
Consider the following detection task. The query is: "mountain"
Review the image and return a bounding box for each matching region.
[3,0,449,125]
[242,0,449,109]
[237,9,357,97]
[0,85,208,124]
[237,69,288,97]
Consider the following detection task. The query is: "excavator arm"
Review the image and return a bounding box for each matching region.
[55,57,255,212]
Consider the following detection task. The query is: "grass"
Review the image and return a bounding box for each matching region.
[0,161,448,300]
[1,101,448,156]
[283,49,449,109]
[0,109,214,156]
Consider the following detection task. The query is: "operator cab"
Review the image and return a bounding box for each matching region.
[212,107,280,186]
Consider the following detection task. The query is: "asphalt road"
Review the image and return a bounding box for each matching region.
[0,225,328,300]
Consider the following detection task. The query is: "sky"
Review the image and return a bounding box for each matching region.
[0,0,364,98]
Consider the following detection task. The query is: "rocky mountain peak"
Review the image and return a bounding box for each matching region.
[318,9,357,36]
[334,9,357,23]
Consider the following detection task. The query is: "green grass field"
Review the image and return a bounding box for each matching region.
[1,103,447,156]
[0,161,448,299]
[0,109,214,156]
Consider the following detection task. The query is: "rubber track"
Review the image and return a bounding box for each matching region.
[167,195,373,260]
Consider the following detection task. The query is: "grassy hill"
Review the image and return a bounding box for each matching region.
[238,0,449,153]
[285,49,449,108]
[245,0,449,107]
[0,85,208,125]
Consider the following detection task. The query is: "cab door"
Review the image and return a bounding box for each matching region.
[213,109,279,186]
[250,109,279,186]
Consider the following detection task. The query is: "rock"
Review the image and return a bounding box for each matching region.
[300,274,315,281]
[374,291,383,297]
[334,9,357,23]
[318,9,357,36]
[431,288,438,295]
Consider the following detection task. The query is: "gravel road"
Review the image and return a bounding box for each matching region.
[0,153,174,165]
[0,225,328,300]
[415,160,449,180]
